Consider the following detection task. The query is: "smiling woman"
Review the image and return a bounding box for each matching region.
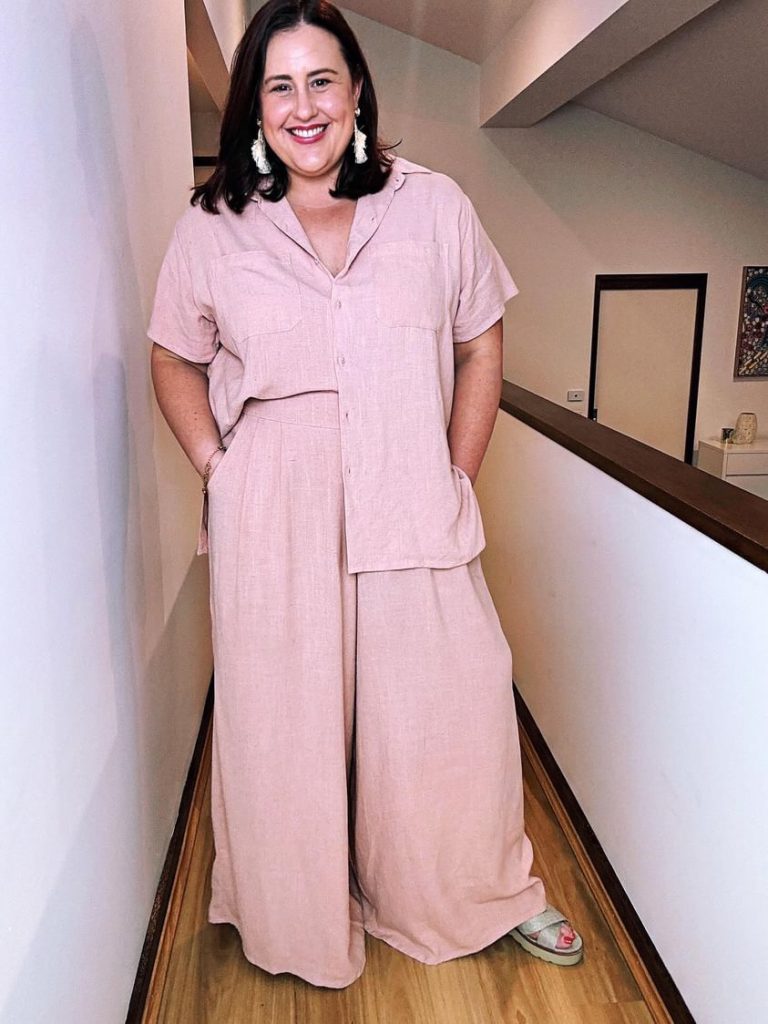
[147,0,582,991]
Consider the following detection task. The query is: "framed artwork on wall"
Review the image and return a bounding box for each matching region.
[733,266,768,379]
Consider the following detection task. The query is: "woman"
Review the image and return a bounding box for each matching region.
[149,0,583,989]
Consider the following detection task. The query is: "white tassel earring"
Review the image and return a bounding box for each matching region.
[352,106,367,164]
[250,118,272,174]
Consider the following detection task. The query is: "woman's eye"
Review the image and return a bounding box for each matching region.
[267,78,330,93]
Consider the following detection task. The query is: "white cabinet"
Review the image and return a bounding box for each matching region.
[697,437,768,500]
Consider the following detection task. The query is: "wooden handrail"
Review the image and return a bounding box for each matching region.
[500,380,768,575]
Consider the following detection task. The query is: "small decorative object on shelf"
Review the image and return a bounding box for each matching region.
[732,412,758,445]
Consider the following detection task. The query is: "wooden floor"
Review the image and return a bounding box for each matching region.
[145,722,656,1024]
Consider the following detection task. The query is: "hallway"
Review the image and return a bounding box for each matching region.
[143,714,655,1024]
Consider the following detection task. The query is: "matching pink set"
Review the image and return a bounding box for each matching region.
[147,155,548,988]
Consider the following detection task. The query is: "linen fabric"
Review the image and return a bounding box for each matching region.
[204,391,547,988]
[146,156,548,989]
[146,155,519,572]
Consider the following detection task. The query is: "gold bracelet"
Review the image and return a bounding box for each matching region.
[202,444,227,494]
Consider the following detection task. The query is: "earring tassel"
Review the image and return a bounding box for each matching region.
[353,110,367,164]
[251,125,272,175]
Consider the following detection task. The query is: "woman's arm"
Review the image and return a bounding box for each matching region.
[447,317,503,486]
[150,343,226,479]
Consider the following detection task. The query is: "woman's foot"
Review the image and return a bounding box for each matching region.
[508,904,584,965]
[528,920,577,949]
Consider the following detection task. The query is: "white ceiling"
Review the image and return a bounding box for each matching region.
[334,0,535,64]
[575,0,768,182]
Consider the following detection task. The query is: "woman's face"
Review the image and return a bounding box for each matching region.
[259,22,362,189]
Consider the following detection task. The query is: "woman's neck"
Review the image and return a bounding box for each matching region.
[285,168,349,210]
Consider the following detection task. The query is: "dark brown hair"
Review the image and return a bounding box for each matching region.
[190,0,398,214]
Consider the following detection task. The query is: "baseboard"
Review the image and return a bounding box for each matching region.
[513,681,695,1024]
[126,677,214,1024]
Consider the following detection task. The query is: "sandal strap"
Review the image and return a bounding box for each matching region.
[515,904,567,936]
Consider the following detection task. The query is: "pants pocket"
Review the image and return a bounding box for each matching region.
[196,409,251,555]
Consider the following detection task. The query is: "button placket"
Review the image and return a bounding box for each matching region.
[331,285,354,489]
[335,172,405,563]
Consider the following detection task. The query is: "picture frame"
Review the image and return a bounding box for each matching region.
[733,266,768,379]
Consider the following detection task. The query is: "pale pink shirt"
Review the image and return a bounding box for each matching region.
[147,155,519,573]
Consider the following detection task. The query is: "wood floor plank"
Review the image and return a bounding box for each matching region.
[150,721,657,1023]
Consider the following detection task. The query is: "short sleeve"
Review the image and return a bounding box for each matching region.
[146,224,219,364]
[452,191,519,343]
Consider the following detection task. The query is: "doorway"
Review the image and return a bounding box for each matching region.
[588,274,707,464]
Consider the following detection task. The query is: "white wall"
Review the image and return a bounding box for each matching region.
[0,3,212,1021]
[204,0,247,69]
[342,7,768,447]
[477,411,768,1024]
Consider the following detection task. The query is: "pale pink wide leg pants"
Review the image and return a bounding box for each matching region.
[204,391,547,989]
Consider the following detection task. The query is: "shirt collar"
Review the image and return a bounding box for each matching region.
[247,155,432,276]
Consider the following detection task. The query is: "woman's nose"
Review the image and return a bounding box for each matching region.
[293,86,317,120]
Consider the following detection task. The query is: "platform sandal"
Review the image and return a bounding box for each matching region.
[508,904,584,965]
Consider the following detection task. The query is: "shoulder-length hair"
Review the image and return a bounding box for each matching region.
[190,0,398,214]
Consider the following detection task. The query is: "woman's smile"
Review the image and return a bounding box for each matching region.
[285,123,329,143]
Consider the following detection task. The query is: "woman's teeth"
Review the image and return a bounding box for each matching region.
[288,125,327,138]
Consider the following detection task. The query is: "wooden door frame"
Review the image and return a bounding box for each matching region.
[588,273,707,465]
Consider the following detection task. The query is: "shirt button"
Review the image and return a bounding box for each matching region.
[344,411,349,420]
[337,355,345,365]
[335,299,342,309]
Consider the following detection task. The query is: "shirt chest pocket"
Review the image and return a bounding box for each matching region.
[372,240,448,331]
[210,251,302,344]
